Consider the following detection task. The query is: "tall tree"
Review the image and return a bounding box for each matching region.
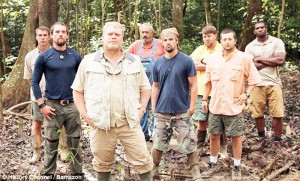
[1,0,57,109]
[238,0,262,51]
[204,0,212,25]
[134,0,139,40]
[277,0,285,38]
[172,0,184,40]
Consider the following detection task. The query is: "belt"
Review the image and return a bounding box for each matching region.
[47,99,74,106]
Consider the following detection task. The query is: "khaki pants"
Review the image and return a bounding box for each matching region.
[89,123,153,174]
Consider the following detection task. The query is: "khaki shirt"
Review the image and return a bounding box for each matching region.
[205,50,261,116]
[23,47,46,102]
[190,42,223,95]
[245,35,286,86]
[71,48,151,130]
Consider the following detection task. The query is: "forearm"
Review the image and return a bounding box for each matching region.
[140,89,151,109]
[195,63,206,71]
[203,82,212,100]
[151,84,159,111]
[246,85,255,94]
[254,62,268,70]
[189,83,198,110]
[73,90,88,117]
[255,53,286,67]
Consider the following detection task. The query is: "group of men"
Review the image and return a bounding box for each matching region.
[24,19,285,181]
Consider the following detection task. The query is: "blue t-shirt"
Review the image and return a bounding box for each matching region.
[32,47,82,100]
[152,51,197,113]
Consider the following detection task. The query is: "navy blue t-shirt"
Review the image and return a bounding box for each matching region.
[32,47,82,100]
[152,51,197,113]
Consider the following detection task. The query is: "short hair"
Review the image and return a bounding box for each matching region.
[220,29,236,39]
[103,21,125,36]
[50,22,69,35]
[36,26,50,35]
[254,21,267,28]
[202,25,217,35]
[139,22,154,32]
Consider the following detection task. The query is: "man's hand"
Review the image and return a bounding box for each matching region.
[40,105,56,121]
[236,93,247,105]
[81,113,95,128]
[202,101,208,113]
[138,107,146,120]
[187,107,195,116]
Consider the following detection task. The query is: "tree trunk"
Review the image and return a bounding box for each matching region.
[158,0,162,34]
[1,0,57,109]
[277,0,285,38]
[172,0,184,40]
[134,0,139,40]
[204,0,212,25]
[238,0,262,51]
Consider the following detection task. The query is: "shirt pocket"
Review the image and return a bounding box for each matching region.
[125,65,141,89]
[230,65,243,81]
[85,66,106,101]
[211,70,220,81]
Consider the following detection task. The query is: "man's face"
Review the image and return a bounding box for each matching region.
[254,22,267,38]
[103,26,123,50]
[221,33,236,51]
[162,34,178,53]
[36,30,50,46]
[51,24,69,47]
[139,26,153,44]
[203,33,217,48]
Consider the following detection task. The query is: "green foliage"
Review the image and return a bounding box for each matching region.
[1,0,29,57]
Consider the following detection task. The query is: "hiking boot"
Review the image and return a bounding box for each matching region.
[191,165,203,181]
[29,135,42,164]
[231,166,242,180]
[202,162,218,176]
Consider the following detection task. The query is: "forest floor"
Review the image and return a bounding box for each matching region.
[0,65,299,181]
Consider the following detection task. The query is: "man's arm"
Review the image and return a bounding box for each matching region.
[73,90,93,126]
[202,81,212,113]
[254,52,286,67]
[151,82,159,113]
[188,75,197,116]
[139,89,151,119]
[193,59,206,71]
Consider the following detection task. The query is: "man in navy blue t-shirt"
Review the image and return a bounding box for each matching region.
[151,27,201,180]
[32,22,83,179]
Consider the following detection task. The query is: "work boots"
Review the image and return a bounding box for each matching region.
[59,129,69,161]
[139,171,153,181]
[151,148,163,178]
[187,152,202,181]
[96,172,111,181]
[29,135,42,164]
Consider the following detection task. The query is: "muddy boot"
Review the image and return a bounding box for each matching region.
[139,171,153,181]
[187,152,202,181]
[151,148,163,178]
[59,129,69,162]
[96,172,111,181]
[219,134,228,159]
[196,130,207,157]
[29,135,42,164]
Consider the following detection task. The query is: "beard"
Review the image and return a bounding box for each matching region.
[56,39,66,46]
[165,46,175,53]
[142,35,152,44]
[107,43,119,50]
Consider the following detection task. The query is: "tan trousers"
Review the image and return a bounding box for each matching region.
[90,123,153,174]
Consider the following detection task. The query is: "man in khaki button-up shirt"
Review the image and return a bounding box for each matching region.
[72,22,153,180]
[202,29,260,180]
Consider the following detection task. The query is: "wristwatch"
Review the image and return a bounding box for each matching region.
[38,102,46,109]
[245,92,250,98]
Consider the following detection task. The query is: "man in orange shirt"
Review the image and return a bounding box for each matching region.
[128,23,165,141]
[202,29,260,180]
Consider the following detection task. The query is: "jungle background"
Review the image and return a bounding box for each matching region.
[0,0,299,180]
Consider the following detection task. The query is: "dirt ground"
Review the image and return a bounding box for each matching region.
[0,66,299,181]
